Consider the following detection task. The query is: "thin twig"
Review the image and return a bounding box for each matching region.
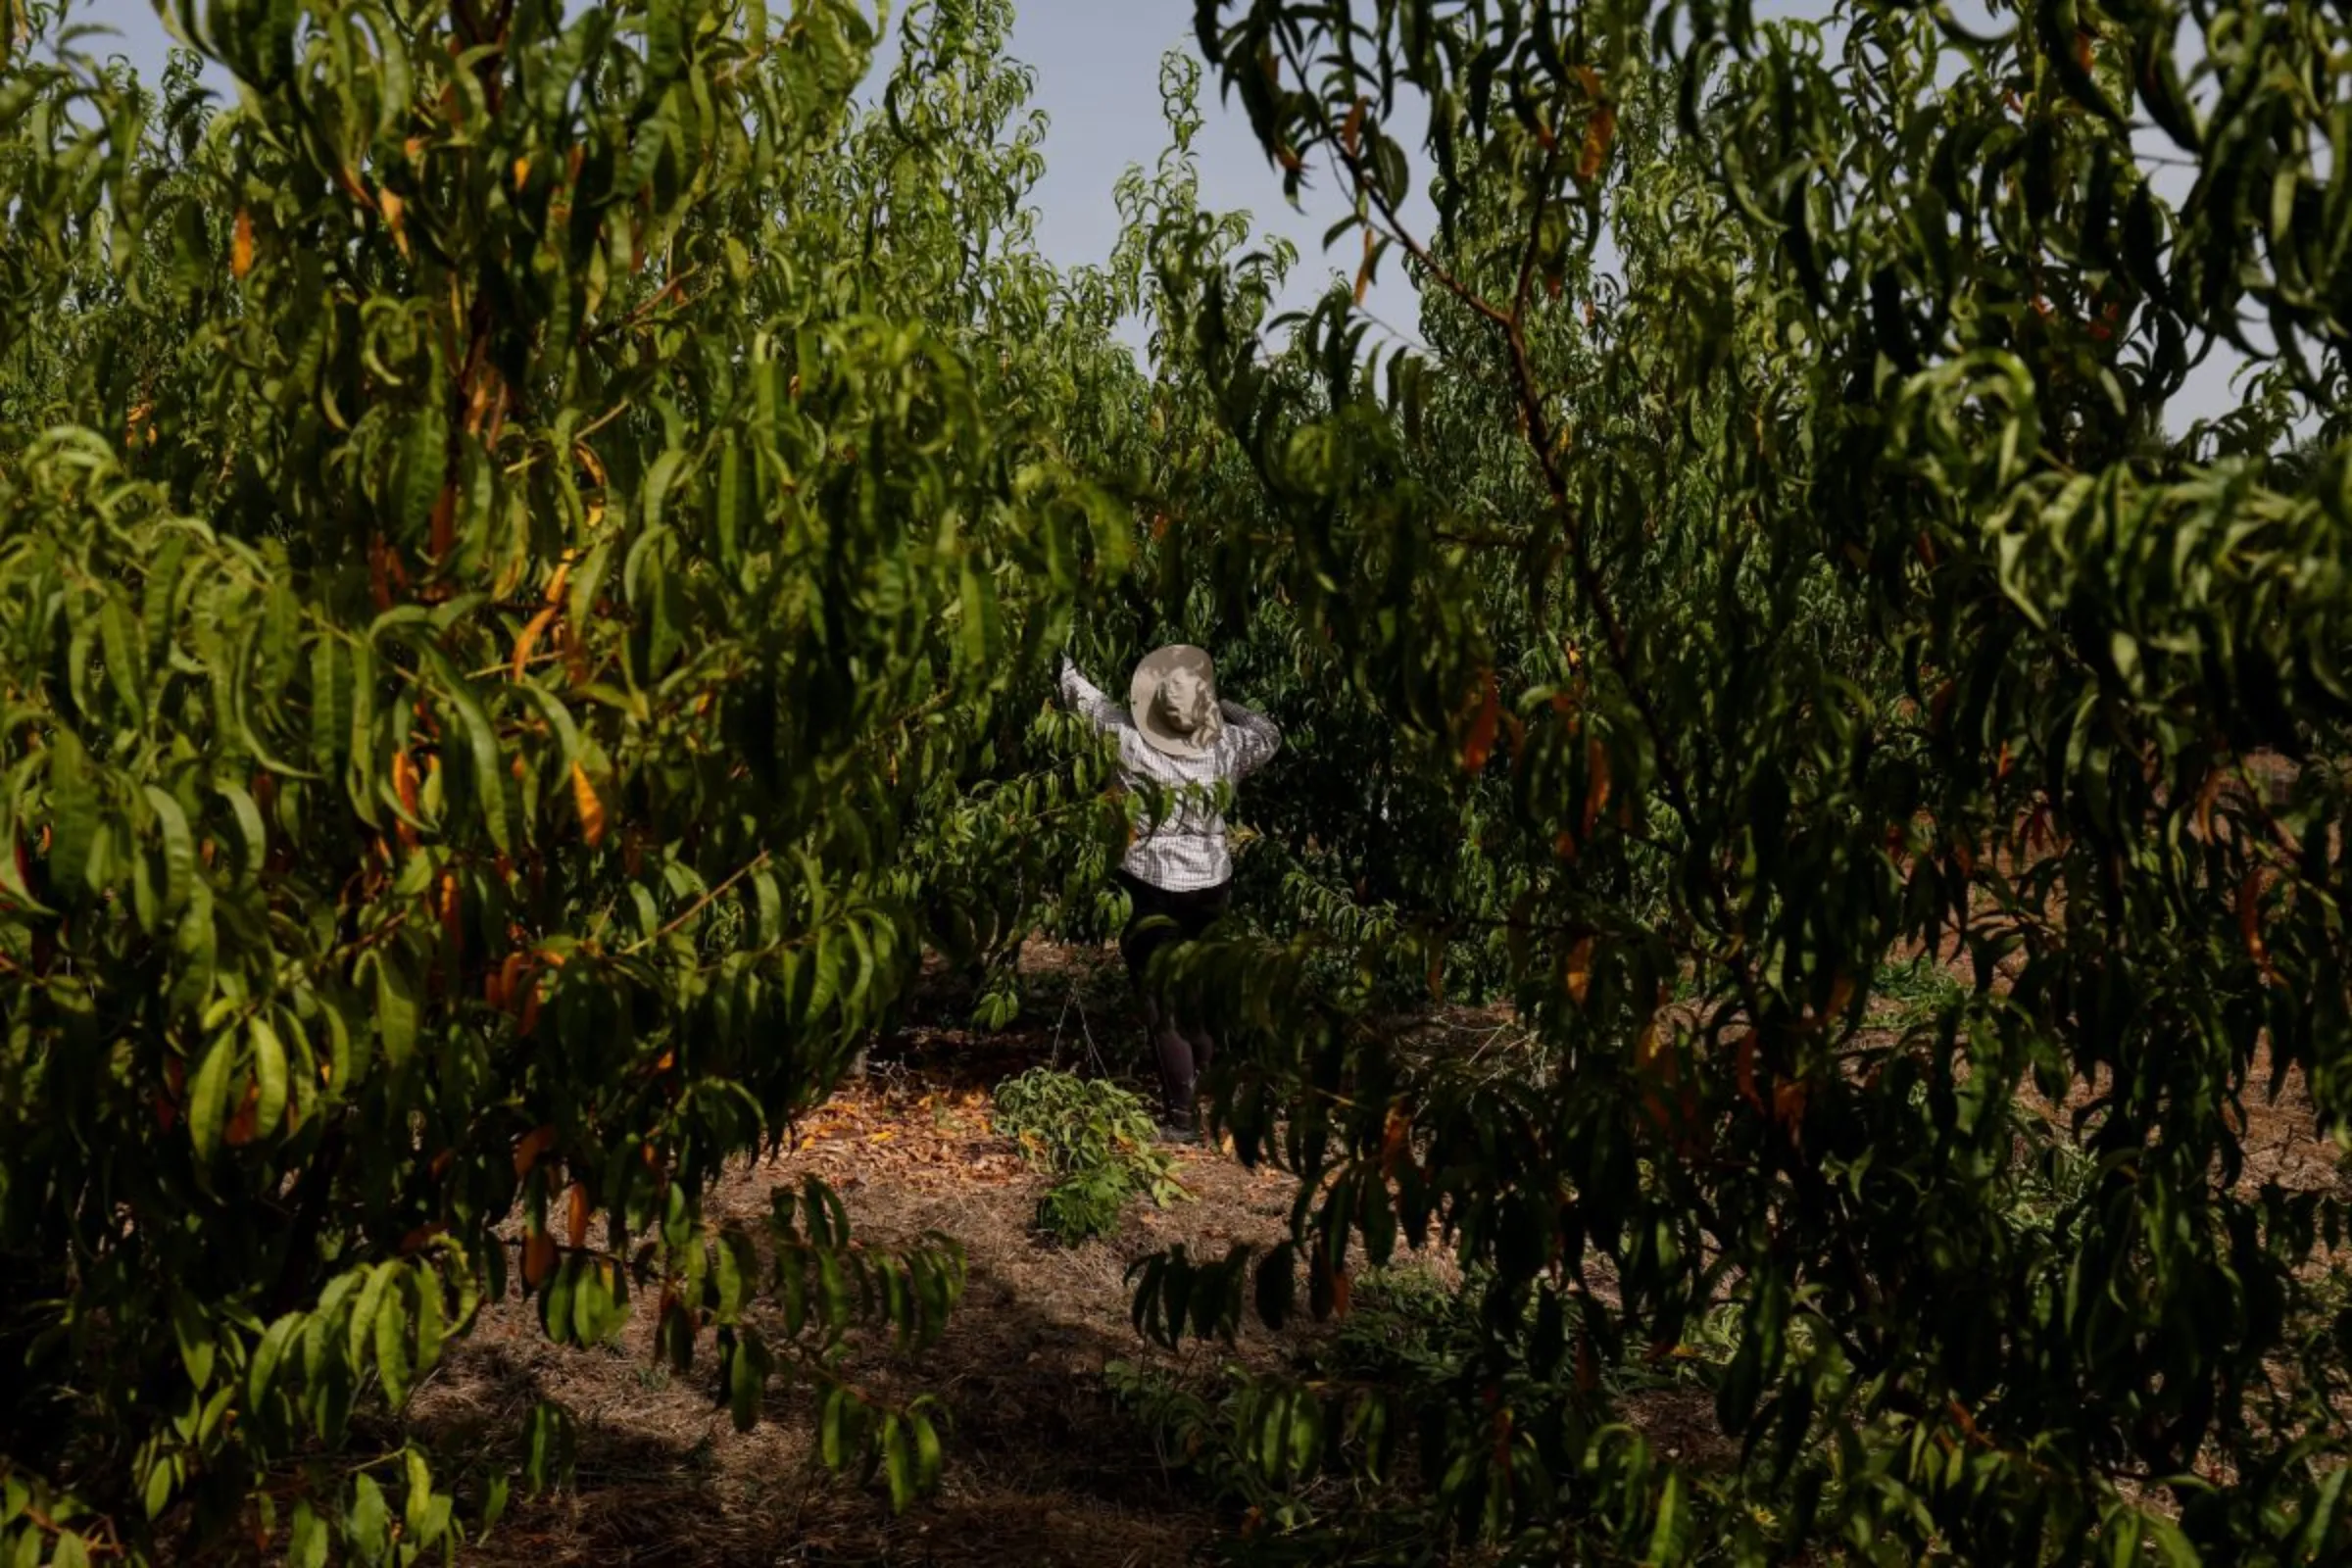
[622,851,772,956]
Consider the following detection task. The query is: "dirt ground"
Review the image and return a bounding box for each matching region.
[412,943,1322,1567]
[402,940,2347,1567]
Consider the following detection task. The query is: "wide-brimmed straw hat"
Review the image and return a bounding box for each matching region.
[1129,645,1221,759]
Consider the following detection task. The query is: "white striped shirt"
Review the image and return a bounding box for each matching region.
[1059,660,1282,891]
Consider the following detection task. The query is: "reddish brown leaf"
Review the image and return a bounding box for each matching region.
[1577,100,1617,181]
[1582,736,1612,839]
[224,1081,260,1147]
[1463,668,1499,772]
[513,1123,557,1178]
[522,1227,557,1289]
[2239,869,2276,978]
[1378,1105,1413,1179]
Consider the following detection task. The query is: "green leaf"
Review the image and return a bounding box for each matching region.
[370,949,419,1070]
[247,1312,304,1410]
[346,1472,389,1563]
[347,1261,397,1378]
[394,405,448,541]
[422,650,512,853]
[44,727,97,900]
[1645,1466,1686,1562]
[140,1449,178,1521]
[711,435,747,568]
[881,1413,913,1511]
[521,1401,572,1495]
[711,1235,744,1321]
[142,785,196,916]
[400,1448,438,1544]
[249,1016,288,1140]
[0,758,52,914]
[910,1407,943,1492]
[186,1030,238,1161]
[374,1274,413,1407]
[957,562,993,673]
[818,1386,846,1469]
[287,1502,327,1568]
[645,0,684,80]
[2141,1512,2200,1568]
[413,1263,447,1378]
[727,1324,763,1431]
[215,778,268,884]
[141,532,190,670]
[99,592,145,726]
[170,1291,216,1391]
[311,636,351,775]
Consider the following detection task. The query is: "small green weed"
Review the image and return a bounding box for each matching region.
[993,1068,1188,1244]
[1873,954,1969,1029]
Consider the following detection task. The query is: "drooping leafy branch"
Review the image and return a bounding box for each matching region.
[0,0,1133,1560]
[1119,1,2352,1561]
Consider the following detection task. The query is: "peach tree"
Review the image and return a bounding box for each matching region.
[0,0,1124,1560]
[1126,1,2352,1563]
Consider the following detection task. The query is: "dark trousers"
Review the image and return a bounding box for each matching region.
[1115,870,1231,1121]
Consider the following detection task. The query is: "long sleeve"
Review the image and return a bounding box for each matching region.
[1216,699,1281,779]
[1058,656,1132,734]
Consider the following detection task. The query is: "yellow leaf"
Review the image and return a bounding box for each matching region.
[511,605,559,681]
[543,553,575,607]
[435,870,463,950]
[1564,936,1594,1006]
[513,156,530,192]
[390,750,422,851]
[379,189,409,259]
[570,760,607,847]
[231,209,254,279]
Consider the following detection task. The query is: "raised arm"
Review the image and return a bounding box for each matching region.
[1057,654,1132,734]
[1217,699,1282,778]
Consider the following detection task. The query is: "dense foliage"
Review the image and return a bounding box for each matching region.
[5,0,2350,1563]
[1113,0,2352,1562]
[0,0,1126,1558]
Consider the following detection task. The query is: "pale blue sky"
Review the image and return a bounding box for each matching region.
[50,0,2250,425]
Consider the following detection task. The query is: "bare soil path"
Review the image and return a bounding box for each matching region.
[415,944,1312,1567]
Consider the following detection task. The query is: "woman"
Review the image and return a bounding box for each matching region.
[1058,645,1281,1141]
